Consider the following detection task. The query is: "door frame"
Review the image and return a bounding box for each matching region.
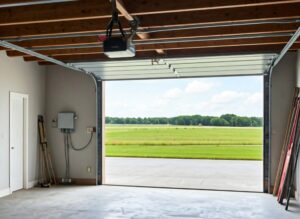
[94,76,267,191]
[9,92,29,191]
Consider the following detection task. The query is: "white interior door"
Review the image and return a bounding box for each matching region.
[10,93,25,192]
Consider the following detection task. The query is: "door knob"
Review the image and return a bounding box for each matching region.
[11,147,14,149]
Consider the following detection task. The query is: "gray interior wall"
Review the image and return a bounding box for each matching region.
[0,52,46,193]
[271,53,297,189]
[45,53,298,187]
[45,66,96,180]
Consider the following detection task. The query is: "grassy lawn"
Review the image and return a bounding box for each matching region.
[105,125,263,160]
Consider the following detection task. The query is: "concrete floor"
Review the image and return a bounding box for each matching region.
[0,186,299,219]
[105,158,263,192]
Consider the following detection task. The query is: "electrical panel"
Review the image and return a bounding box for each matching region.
[58,112,75,130]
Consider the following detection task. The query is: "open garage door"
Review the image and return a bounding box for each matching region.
[71,54,276,80]
[72,53,273,192]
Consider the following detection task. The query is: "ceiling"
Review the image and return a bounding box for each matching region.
[0,0,300,65]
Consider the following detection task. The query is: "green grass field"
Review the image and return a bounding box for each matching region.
[105,125,263,160]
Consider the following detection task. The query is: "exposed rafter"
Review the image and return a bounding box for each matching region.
[24,44,300,63]
[6,35,299,57]
[0,0,76,9]
[0,0,299,63]
[1,0,300,26]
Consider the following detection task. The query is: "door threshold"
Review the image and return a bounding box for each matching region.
[103,183,264,194]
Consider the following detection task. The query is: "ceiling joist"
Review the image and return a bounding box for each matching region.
[2,3,300,39]
[0,0,299,63]
[25,44,300,63]
[1,0,300,26]
[6,36,299,57]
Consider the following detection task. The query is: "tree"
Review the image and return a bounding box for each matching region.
[105,114,263,127]
[211,118,230,126]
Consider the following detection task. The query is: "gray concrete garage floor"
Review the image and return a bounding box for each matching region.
[0,186,299,219]
[105,157,263,192]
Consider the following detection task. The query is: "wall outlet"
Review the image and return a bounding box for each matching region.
[87,166,92,173]
[87,126,96,133]
[51,119,57,128]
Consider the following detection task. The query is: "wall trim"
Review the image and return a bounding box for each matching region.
[56,178,96,185]
[0,188,11,198]
[27,180,38,189]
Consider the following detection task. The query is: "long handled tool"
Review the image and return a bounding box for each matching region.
[285,131,300,210]
[277,98,300,203]
[273,88,299,195]
[38,115,57,186]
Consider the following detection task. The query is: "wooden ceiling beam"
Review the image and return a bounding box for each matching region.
[1,0,300,26]
[115,0,150,40]
[0,0,111,26]
[149,23,297,40]
[0,0,71,4]
[21,41,300,62]
[12,36,100,48]
[137,3,300,27]
[7,22,299,49]
[7,36,298,57]
[123,0,300,15]
[1,3,300,38]
[0,19,109,38]
[114,0,161,54]
[32,44,299,64]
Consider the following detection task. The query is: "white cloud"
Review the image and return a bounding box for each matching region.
[106,77,264,117]
[185,80,214,94]
[163,88,182,99]
[245,92,263,104]
[194,90,263,116]
[211,91,246,104]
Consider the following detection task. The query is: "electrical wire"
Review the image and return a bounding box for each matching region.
[68,132,93,151]
[64,133,70,179]
[62,130,93,181]
[66,133,70,179]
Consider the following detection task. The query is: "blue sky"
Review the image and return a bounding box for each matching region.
[105,76,263,117]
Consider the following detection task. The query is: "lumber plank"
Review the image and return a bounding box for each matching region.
[0,0,111,26]
[0,0,299,26]
[23,44,298,62]
[277,98,300,202]
[6,37,300,57]
[273,88,300,195]
[124,0,300,15]
[1,3,300,38]
[137,3,300,27]
[6,23,299,49]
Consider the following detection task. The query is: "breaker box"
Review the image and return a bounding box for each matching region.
[58,112,75,130]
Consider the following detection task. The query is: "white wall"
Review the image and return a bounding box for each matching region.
[45,66,96,182]
[0,52,46,197]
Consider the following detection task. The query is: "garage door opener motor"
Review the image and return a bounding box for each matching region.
[100,0,138,58]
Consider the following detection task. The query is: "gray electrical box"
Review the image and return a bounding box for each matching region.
[58,112,75,129]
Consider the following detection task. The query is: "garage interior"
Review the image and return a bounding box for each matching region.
[0,0,300,218]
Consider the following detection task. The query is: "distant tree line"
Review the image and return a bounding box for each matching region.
[105,114,263,127]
